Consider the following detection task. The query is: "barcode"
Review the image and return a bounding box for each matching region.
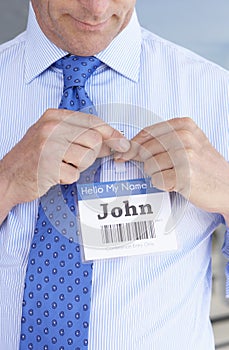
[101,221,156,244]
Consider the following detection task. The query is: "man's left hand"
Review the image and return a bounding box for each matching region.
[115,117,229,223]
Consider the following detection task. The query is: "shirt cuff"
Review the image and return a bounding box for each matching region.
[222,225,229,298]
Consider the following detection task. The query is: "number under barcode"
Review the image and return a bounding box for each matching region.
[101,221,156,244]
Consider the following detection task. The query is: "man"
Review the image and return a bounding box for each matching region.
[0,0,228,349]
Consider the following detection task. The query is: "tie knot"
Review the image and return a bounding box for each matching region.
[57,55,102,90]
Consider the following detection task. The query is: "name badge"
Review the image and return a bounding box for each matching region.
[77,178,178,261]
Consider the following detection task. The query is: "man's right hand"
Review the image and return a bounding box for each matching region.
[0,108,130,223]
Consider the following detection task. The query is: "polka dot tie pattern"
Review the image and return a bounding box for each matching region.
[20,56,102,350]
[57,55,101,114]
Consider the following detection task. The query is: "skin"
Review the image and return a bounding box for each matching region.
[31,0,136,56]
[0,0,229,227]
[114,118,229,224]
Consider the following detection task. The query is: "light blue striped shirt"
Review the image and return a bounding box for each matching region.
[0,4,229,350]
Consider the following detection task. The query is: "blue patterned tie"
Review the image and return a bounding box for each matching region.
[20,56,102,350]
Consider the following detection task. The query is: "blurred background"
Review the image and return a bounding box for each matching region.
[136,0,229,70]
[0,0,228,348]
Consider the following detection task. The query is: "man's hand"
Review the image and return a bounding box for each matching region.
[115,117,229,222]
[0,108,130,219]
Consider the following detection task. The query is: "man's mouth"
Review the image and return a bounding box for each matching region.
[71,16,111,31]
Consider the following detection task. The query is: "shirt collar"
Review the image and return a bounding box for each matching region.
[24,3,141,84]
[95,10,141,82]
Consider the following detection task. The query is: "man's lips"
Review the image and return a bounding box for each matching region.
[71,16,111,31]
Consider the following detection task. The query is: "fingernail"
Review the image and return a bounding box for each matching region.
[114,153,122,160]
[118,138,130,151]
[114,158,125,163]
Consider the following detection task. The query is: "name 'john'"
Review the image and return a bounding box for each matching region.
[97,200,153,220]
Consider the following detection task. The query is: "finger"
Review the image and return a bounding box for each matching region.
[152,168,176,192]
[133,117,198,143]
[114,140,141,162]
[138,131,185,161]
[114,132,183,163]
[49,122,102,150]
[113,120,184,162]
[68,126,130,155]
[103,129,130,152]
[59,162,80,184]
[144,152,174,177]
[98,143,115,158]
[69,128,103,155]
[63,145,97,170]
[116,119,201,163]
[47,109,131,152]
